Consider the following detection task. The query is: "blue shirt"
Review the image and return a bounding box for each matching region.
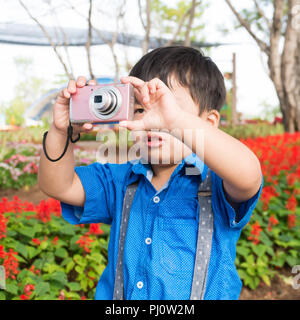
[60,154,263,300]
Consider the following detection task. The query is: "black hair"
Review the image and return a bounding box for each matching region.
[129,46,226,114]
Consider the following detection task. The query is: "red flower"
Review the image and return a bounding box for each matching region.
[3,249,19,279]
[76,235,94,253]
[86,224,104,236]
[260,186,279,210]
[0,213,7,239]
[286,195,297,212]
[32,238,41,246]
[81,296,86,300]
[248,221,262,245]
[268,215,279,232]
[0,245,5,259]
[24,284,35,294]
[288,214,297,229]
[20,294,29,300]
[52,236,59,245]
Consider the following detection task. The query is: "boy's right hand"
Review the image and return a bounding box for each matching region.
[52,76,96,136]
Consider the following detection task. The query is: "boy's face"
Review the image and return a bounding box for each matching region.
[131,76,220,166]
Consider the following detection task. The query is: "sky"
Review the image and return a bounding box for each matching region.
[0,0,279,124]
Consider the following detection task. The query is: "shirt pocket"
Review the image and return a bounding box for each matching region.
[157,216,198,277]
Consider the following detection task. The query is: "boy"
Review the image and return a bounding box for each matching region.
[38,46,263,300]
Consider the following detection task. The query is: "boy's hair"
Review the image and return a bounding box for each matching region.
[129,46,226,114]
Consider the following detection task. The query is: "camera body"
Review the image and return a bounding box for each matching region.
[70,83,135,124]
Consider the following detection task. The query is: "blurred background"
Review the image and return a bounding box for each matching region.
[0,0,299,301]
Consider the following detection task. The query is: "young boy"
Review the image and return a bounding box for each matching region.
[38,46,263,300]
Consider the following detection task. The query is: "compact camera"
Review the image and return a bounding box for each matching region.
[70,83,135,124]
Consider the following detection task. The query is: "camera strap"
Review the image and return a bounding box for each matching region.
[42,122,80,162]
[113,168,214,300]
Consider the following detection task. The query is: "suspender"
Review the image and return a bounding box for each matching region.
[113,168,213,300]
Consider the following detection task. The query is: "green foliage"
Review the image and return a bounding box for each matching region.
[221,123,284,139]
[151,0,207,44]
[236,176,300,290]
[0,207,110,300]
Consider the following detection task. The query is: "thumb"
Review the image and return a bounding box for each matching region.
[119,120,145,131]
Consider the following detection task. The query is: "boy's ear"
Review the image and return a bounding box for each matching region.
[206,110,220,127]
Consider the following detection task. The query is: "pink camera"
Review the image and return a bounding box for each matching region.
[70,83,135,124]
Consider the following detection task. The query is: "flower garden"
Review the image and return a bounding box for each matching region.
[0,127,299,300]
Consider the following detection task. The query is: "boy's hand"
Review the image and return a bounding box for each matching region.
[119,76,182,131]
[52,76,96,136]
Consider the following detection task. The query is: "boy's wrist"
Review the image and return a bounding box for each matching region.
[49,124,68,139]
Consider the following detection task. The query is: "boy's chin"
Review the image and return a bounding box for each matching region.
[144,152,183,166]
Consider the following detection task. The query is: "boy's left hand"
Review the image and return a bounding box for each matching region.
[119,76,182,131]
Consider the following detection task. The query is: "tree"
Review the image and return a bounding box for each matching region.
[150,0,207,48]
[224,0,300,133]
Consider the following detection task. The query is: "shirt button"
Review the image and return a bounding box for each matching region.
[145,237,152,245]
[153,196,160,203]
[137,281,144,289]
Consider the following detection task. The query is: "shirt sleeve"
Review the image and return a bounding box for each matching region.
[212,171,263,229]
[60,162,115,225]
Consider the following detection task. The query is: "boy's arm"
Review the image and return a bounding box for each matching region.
[170,112,262,203]
[38,77,95,207]
[38,124,85,206]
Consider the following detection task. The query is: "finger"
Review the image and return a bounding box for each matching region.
[151,77,167,90]
[88,79,97,85]
[147,81,156,94]
[119,120,145,131]
[63,88,71,99]
[83,123,93,131]
[67,80,76,94]
[120,76,145,89]
[139,83,151,107]
[134,89,150,110]
[76,76,87,87]
[134,88,143,104]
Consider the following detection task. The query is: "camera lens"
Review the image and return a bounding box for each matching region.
[94,95,102,103]
[90,86,122,119]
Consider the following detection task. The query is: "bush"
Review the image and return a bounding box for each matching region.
[221,123,284,139]
[236,133,300,289]
[0,197,109,300]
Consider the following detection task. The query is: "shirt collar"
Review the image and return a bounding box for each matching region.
[131,153,208,183]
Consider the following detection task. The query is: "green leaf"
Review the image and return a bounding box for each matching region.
[18,227,35,238]
[15,243,28,259]
[55,248,68,259]
[236,246,250,257]
[49,271,68,286]
[67,282,81,292]
[27,246,40,259]
[35,282,50,296]
[261,274,271,286]
[60,225,75,236]
[0,291,6,300]
[286,256,298,267]
[80,278,88,291]
[65,261,75,274]
[40,241,49,250]
[5,283,19,295]
[252,244,267,258]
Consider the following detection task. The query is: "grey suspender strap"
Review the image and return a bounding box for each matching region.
[113,181,139,300]
[190,168,213,300]
[113,168,213,300]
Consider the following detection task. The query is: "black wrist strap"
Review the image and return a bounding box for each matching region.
[43,123,80,162]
